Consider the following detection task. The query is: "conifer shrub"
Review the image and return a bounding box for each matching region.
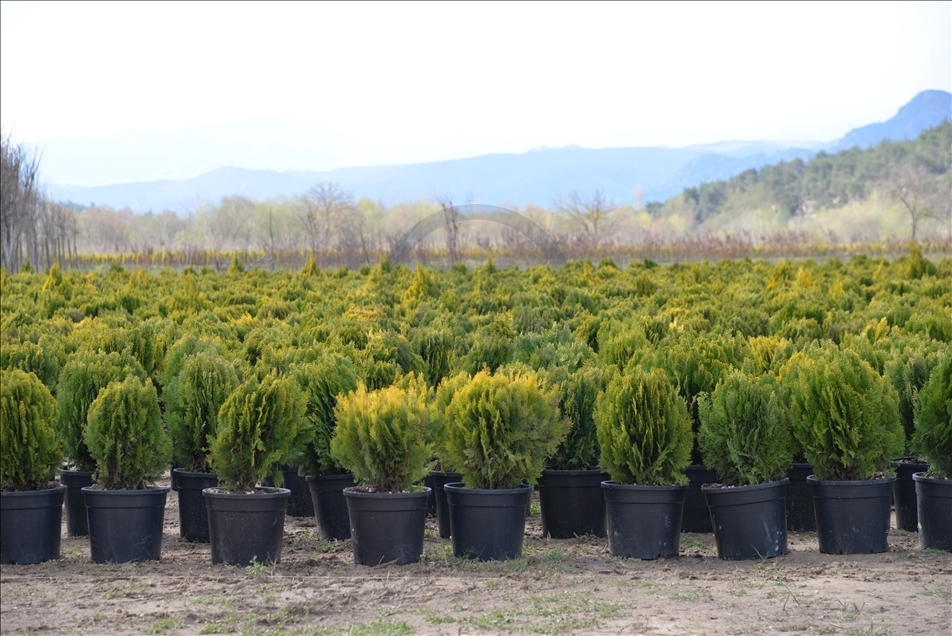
[85,376,170,490]
[594,366,693,485]
[329,374,432,492]
[442,369,565,489]
[911,353,952,478]
[166,351,241,473]
[209,372,307,492]
[0,338,63,393]
[293,355,359,477]
[698,371,793,486]
[0,369,63,491]
[780,346,904,480]
[415,328,453,388]
[462,319,514,375]
[545,366,606,470]
[56,350,148,471]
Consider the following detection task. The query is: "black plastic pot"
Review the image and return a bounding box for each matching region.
[705,479,788,561]
[424,473,436,516]
[343,487,429,566]
[83,486,170,563]
[280,466,315,518]
[58,468,94,536]
[429,471,463,538]
[306,473,354,541]
[171,468,218,542]
[681,465,719,533]
[892,458,928,532]
[785,463,816,532]
[602,481,686,559]
[204,487,290,565]
[444,483,531,561]
[913,473,951,552]
[538,469,609,539]
[808,475,895,555]
[1,485,65,564]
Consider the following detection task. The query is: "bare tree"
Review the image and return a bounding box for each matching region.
[300,182,354,266]
[1,129,41,272]
[555,188,617,248]
[891,165,946,242]
[438,195,461,265]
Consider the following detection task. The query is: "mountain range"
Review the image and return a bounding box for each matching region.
[47,90,951,213]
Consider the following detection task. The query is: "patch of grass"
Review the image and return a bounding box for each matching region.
[847,624,893,636]
[143,617,184,634]
[681,537,715,553]
[421,609,455,625]
[673,592,698,602]
[528,503,541,517]
[314,620,414,636]
[245,558,271,579]
[922,587,950,599]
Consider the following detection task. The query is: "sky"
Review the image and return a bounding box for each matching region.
[1,1,950,185]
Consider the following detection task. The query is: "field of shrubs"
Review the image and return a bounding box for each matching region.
[1,250,950,635]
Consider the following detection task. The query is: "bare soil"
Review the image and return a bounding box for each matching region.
[2,476,949,636]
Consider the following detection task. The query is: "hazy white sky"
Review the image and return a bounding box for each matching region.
[2,1,950,173]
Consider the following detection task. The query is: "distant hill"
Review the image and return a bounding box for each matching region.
[47,90,951,213]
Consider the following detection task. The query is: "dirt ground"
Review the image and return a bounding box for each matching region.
[1,475,949,636]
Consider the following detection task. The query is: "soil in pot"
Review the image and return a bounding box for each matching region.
[538,469,609,539]
[204,487,290,566]
[429,471,463,539]
[704,479,788,561]
[306,474,354,541]
[444,483,532,561]
[602,481,686,559]
[808,475,895,555]
[0,485,65,564]
[785,463,816,532]
[913,473,951,552]
[343,487,429,566]
[83,486,169,563]
[892,458,928,532]
[58,469,94,537]
[682,465,719,533]
[171,469,218,542]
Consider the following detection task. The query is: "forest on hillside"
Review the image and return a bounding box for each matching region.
[2,124,950,273]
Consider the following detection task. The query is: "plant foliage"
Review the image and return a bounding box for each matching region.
[698,371,792,485]
[781,346,904,480]
[594,366,693,485]
[911,353,952,478]
[330,374,432,492]
[293,355,359,477]
[0,369,63,491]
[209,372,307,492]
[166,350,240,473]
[442,369,565,489]
[84,376,170,489]
[545,366,605,470]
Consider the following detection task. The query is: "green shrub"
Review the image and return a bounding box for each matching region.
[0,338,63,394]
[781,346,904,480]
[209,372,307,492]
[85,376,170,490]
[329,374,432,492]
[293,355,359,477]
[166,351,241,473]
[594,366,693,485]
[442,369,565,489]
[545,366,606,470]
[911,353,952,478]
[698,371,792,485]
[0,369,63,491]
[414,328,453,388]
[56,350,147,471]
[462,319,514,375]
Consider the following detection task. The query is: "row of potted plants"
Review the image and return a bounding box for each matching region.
[3,343,949,566]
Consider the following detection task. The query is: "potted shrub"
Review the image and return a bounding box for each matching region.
[698,371,793,560]
[83,375,172,563]
[329,374,433,565]
[166,350,239,542]
[782,347,905,555]
[293,355,359,541]
[595,366,693,559]
[204,371,307,565]
[1,369,66,564]
[910,353,951,552]
[56,350,146,536]
[426,372,469,539]
[538,366,609,538]
[442,369,567,561]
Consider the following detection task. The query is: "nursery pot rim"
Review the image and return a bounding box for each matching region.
[541,467,608,476]
[805,475,897,487]
[443,482,532,496]
[1,483,66,498]
[912,472,951,484]
[82,485,171,496]
[172,467,219,479]
[342,486,431,499]
[305,472,353,482]
[203,486,290,499]
[601,480,689,492]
